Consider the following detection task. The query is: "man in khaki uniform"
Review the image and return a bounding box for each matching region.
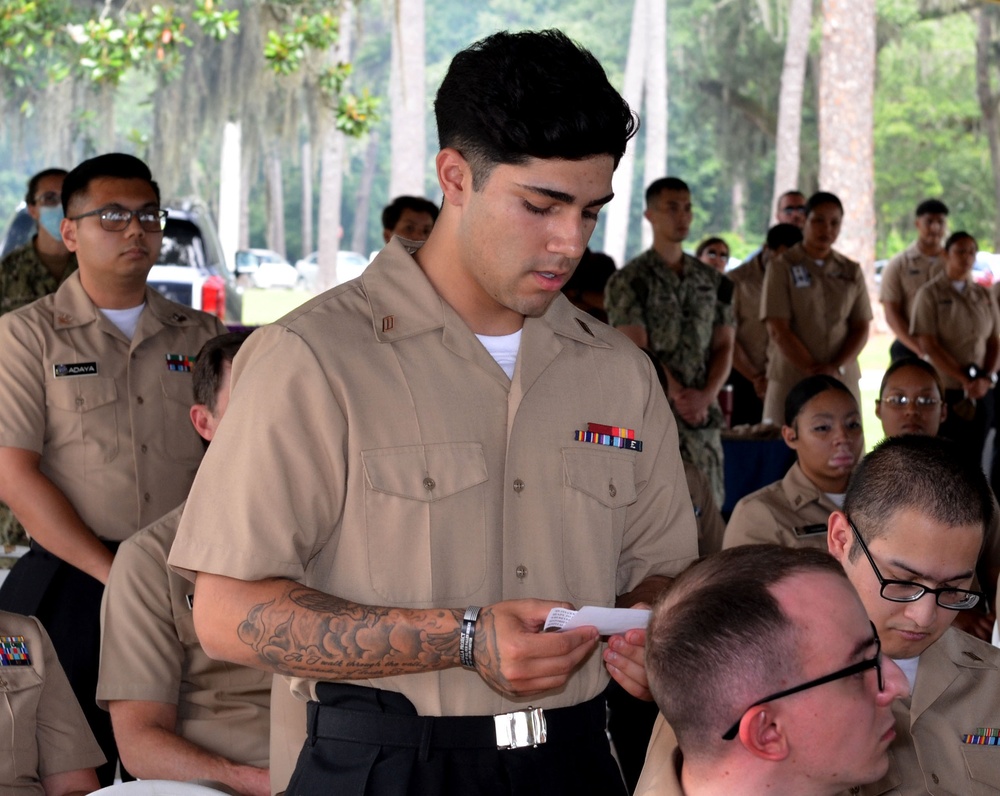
[879,199,948,362]
[760,192,872,424]
[170,30,697,796]
[728,223,802,426]
[828,435,1000,795]
[0,153,226,785]
[0,610,104,796]
[638,545,907,796]
[99,332,270,796]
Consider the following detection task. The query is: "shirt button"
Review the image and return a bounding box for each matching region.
[423,477,435,491]
[75,397,84,407]
[608,483,617,498]
[143,492,151,502]
[513,479,525,493]
[516,564,527,579]
[931,774,939,785]
[137,396,144,405]
[130,352,137,360]
[140,444,148,453]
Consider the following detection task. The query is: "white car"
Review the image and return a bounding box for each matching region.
[236,248,301,290]
[295,250,369,291]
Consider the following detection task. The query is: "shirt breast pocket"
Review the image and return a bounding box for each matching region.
[0,665,43,764]
[159,374,203,468]
[962,745,1000,793]
[46,377,119,464]
[362,443,488,604]
[561,448,637,603]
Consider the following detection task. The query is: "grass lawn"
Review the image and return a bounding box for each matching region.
[239,287,314,326]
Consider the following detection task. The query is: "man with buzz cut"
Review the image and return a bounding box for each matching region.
[381,195,439,244]
[879,199,948,362]
[636,544,907,796]
[774,189,807,229]
[0,152,227,785]
[827,435,1000,795]
[169,29,697,796]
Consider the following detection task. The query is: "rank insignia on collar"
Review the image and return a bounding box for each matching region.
[165,354,195,372]
[53,362,98,378]
[963,729,1000,745]
[0,636,31,666]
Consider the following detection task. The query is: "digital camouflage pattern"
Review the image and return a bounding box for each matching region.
[0,240,78,551]
[605,249,734,506]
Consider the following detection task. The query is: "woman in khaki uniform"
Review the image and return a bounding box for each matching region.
[760,192,871,424]
[912,230,1000,469]
[723,375,863,550]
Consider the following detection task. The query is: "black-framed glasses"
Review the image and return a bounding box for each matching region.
[67,205,167,233]
[780,205,807,214]
[32,191,61,207]
[849,519,981,610]
[721,621,884,740]
[878,395,940,409]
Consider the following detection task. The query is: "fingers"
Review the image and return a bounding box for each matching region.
[604,629,652,700]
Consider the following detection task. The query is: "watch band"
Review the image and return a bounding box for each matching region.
[460,606,481,669]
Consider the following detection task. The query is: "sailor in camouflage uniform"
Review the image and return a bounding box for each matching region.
[0,169,77,551]
[605,177,734,506]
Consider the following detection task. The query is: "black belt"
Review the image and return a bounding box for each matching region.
[29,538,121,556]
[308,690,606,752]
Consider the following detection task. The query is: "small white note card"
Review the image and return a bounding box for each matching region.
[543,606,650,635]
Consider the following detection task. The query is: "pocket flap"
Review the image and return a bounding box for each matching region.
[563,448,637,508]
[362,443,488,502]
[46,377,117,413]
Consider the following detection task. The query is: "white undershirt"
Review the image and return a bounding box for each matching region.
[476,329,522,380]
[824,492,846,509]
[952,280,967,293]
[893,655,920,693]
[101,303,145,339]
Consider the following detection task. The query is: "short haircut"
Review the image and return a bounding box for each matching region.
[944,230,976,252]
[805,191,843,216]
[844,436,992,561]
[784,374,855,427]
[877,357,943,401]
[645,177,690,205]
[695,237,728,258]
[916,199,948,217]
[777,189,805,203]
[434,29,638,190]
[25,168,68,205]
[562,248,616,295]
[646,545,846,753]
[192,331,251,412]
[765,223,803,251]
[61,153,160,214]
[381,196,439,232]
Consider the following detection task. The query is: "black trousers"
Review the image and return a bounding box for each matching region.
[286,683,627,796]
[0,543,122,787]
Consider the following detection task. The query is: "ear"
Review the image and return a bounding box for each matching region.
[382,229,392,245]
[738,707,789,762]
[60,218,79,252]
[189,404,216,442]
[643,207,653,224]
[939,401,947,424]
[781,423,798,447]
[828,510,852,561]
[436,148,471,207]
[874,399,882,422]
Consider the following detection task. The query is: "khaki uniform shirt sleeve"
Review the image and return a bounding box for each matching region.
[760,251,792,322]
[909,282,937,338]
[846,259,874,324]
[0,313,47,452]
[0,611,105,790]
[879,251,907,305]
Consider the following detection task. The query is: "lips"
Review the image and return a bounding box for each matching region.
[829,453,856,468]
[533,270,568,291]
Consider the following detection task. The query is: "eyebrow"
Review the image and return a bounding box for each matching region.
[517,184,615,208]
[850,633,878,660]
[886,558,975,585]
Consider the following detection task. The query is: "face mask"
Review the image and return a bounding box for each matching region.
[38,205,64,241]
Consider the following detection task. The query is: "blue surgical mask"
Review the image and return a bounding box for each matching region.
[38,205,64,241]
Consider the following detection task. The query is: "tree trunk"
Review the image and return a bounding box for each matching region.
[772,0,812,215]
[266,148,286,258]
[350,130,381,255]
[976,6,1000,251]
[218,120,242,269]
[819,0,876,279]
[731,172,746,233]
[641,0,668,255]
[301,136,313,259]
[604,0,649,266]
[388,0,426,199]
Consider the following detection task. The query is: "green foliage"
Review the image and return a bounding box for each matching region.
[263,9,339,73]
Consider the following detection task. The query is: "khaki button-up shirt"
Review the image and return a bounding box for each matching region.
[729,251,769,375]
[0,272,226,541]
[170,239,698,716]
[879,242,944,323]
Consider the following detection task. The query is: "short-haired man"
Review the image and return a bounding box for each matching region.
[0,153,227,784]
[637,544,907,796]
[99,332,271,796]
[828,435,1000,795]
[605,176,735,507]
[0,168,78,550]
[381,195,439,244]
[879,199,949,362]
[170,30,697,796]
[774,189,807,229]
[728,223,803,426]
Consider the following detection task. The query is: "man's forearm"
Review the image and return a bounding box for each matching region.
[765,318,816,372]
[731,341,762,382]
[883,303,921,353]
[702,328,735,397]
[616,575,674,609]
[831,323,869,369]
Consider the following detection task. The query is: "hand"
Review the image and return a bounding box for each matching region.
[671,387,711,427]
[473,599,599,697]
[232,765,271,796]
[604,627,651,700]
[969,378,991,401]
[751,373,767,400]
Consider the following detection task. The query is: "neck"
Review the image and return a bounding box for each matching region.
[653,239,686,272]
[806,468,849,495]
[916,239,943,257]
[802,241,831,260]
[79,272,147,310]
[682,758,806,796]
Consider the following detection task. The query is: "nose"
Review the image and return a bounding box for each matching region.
[548,214,587,260]
[123,212,146,237]
[902,592,938,629]
[877,656,909,703]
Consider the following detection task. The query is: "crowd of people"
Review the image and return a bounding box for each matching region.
[1,25,999,796]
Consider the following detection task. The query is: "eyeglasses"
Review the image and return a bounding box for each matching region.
[849,519,981,609]
[721,621,884,741]
[780,205,807,215]
[32,191,61,207]
[702,250,729,260]
[878,395,940,409]
[67,205,167,233]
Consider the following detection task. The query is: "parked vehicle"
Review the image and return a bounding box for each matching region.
[0,199,243,324]
[295,250,369,292]
[235,248,301,290]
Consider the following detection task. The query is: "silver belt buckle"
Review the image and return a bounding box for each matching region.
[493,706,547,749]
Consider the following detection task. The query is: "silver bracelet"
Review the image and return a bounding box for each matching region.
[460,605,480,669]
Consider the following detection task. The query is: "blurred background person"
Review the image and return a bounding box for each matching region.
[380,195,438,244]
[561,248,616,324]
[695,236,730,274]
